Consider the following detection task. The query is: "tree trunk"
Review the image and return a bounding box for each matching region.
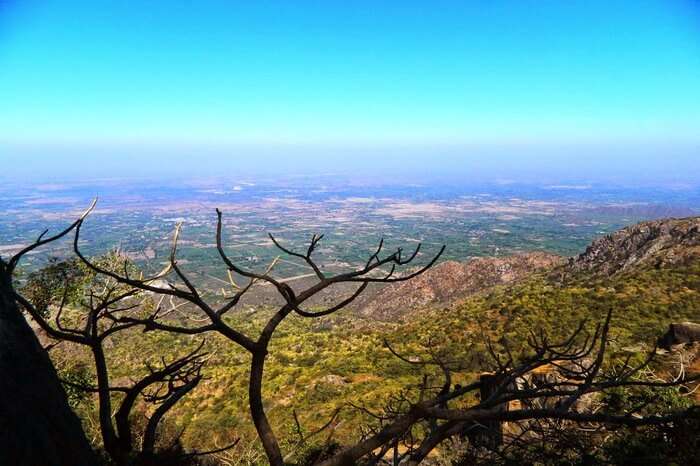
[472,373,507,449]
[249,350,284,466]
[0,260,96,466]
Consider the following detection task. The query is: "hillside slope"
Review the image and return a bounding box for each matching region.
[43,216,700,459]
[353,252,563,320]
[356,217,700,320]
[565,216,700,277]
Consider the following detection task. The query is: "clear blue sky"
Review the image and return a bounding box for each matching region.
[1,0,699,181]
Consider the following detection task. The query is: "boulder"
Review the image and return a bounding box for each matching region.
[658,322,700,350]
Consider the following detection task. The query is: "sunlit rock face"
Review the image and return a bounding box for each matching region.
[567,217,700,277]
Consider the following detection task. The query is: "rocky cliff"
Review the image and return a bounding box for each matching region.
[356,216,700,320]
[565,217,700,276]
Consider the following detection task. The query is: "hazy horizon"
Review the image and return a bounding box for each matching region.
[2,1,700,187]
[2,141,700,187]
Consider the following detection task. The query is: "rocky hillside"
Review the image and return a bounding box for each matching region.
[354,252,563,320]
[565,216,700,277]
[355,216,700,320]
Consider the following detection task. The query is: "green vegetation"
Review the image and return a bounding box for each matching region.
[37,256,699,463]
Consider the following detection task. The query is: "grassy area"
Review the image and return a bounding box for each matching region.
[47,259,700,462]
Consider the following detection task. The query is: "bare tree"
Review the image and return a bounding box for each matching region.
[5,201,697,465]
[16,250,241,465]
[317,310,700,465]
[71,205,699,465]
[0,203,97,465]
[73,206,445,465]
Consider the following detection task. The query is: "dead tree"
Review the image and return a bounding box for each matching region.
[0,204,97,466]
[24,201,697,465]
[73,205,445,465]
[14,251,231,466]
[319,310,700,466]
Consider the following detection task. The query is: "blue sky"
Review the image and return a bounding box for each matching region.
[1,0,699,181]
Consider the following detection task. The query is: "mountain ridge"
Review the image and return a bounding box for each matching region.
[564,216,700,277]
[354,252,563,320]
[355,216,700,320]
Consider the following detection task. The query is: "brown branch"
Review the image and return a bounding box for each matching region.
[7,198,97,272]
[268,233,325,280]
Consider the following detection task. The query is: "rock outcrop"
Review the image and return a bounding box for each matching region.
[0,259,97,466]
[658,322,700,350]
[566,217,700,277]
[355,217,700,320]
